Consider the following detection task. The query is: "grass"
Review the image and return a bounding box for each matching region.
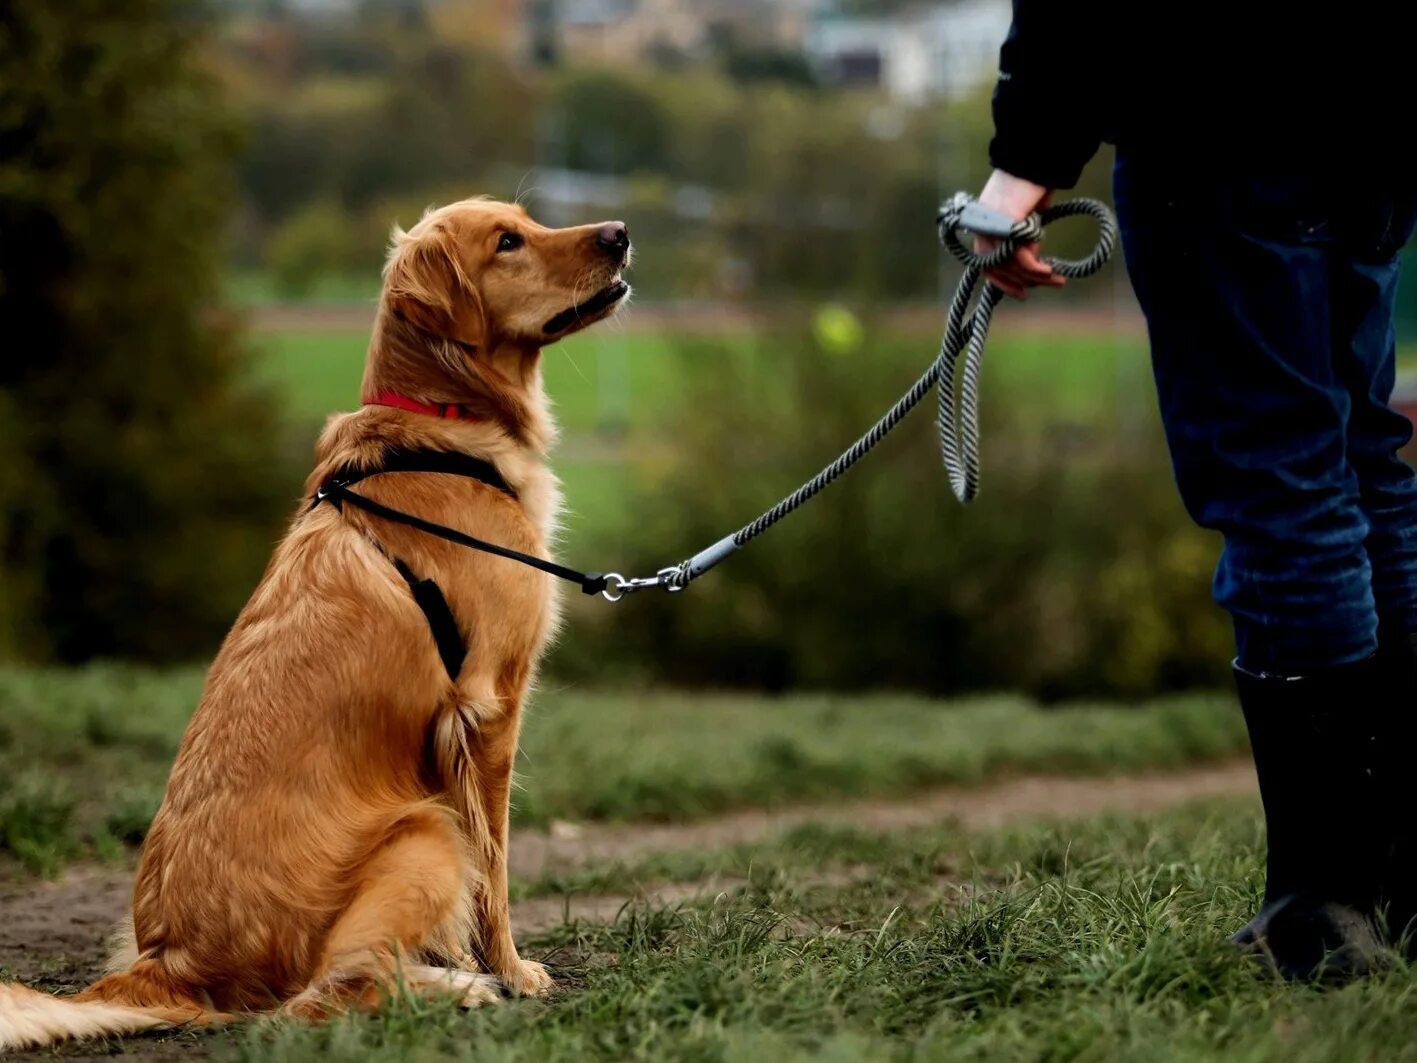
[512,688,1246,825]
[0,664,1247,874]
[228,269,382,306]
[12,662,1405,1061]
[234,798,1417,1063]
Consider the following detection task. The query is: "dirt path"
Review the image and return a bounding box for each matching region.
[511,759,1256,881]
[0,760,1255,1058]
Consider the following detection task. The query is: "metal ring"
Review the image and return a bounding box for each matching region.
[600,573,626,603]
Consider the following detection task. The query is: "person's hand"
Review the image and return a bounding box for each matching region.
[975,169,1064,300]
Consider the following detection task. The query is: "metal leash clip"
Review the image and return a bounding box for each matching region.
[600,568,685,603]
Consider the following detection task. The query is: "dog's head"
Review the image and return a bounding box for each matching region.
[382,199,632,352]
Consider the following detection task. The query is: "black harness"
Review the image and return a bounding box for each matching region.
[311,449,611,681]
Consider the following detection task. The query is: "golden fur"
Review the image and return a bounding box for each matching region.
[0,200,631,1050]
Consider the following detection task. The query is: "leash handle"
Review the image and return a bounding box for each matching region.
[604,192,1119,600]
[938,194,1117,281]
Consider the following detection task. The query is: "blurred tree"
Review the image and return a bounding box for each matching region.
[230,8,537,257]
[552,69,672,176]
[268,199,356,297]
[722,47,817,87]
[0,0,290,662]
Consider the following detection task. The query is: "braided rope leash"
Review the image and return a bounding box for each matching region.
[599,192,1118,601]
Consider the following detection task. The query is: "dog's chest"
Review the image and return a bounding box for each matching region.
[442,461,563,666]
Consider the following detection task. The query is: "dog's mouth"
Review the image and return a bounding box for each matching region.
[542,279,630,335]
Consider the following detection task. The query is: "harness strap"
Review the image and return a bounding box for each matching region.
[310,448,610,682]
[319,481,608,596]
[391,558,466,681]
[325,448,516,500]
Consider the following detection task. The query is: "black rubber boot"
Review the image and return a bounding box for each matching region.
[1374,628,1417,949]
[1230,657,1389,981]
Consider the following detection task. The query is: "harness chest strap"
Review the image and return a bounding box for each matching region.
[311,448,610,681]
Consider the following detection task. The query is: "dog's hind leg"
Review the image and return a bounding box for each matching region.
[285,806,497,1020]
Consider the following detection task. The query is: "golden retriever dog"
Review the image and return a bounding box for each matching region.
[0,199,632,1050]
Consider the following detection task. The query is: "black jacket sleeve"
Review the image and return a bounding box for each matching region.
[988,0,1112,190]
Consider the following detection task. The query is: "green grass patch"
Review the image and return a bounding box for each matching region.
[513,689,1247,825]
[228,270,381,306]
[239,798,1417,1062]
[0,781,78,876]
[0,665,1247,874]
[249,331,370,423]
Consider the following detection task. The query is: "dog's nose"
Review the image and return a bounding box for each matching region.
[595,222,629,257]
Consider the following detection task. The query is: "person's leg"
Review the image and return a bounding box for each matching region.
[1338,193,1417,633]
[1334,189,1417,944]
[1113,154,1387,978]
[1115,163,1375,672]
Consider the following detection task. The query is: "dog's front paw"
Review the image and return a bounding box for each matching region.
[502,958,553,998]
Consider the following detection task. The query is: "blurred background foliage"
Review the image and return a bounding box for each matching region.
[3,0,1406,696]
[550,325,1233,700]
[0,0,289,663]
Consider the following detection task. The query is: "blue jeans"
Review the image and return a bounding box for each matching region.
[1113,153,1417,676]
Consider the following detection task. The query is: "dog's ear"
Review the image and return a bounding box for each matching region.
[384,224,485,350]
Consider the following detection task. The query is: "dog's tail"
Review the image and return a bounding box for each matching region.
[0,963,223,1052]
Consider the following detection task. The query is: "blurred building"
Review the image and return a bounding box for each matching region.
[805,0,1010,101]
[532,0,1010,103]
[547,0,815,65]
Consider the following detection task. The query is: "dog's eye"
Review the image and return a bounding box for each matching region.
[496,232,523,253]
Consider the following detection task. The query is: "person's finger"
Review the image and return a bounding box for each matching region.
[975,240,1060,292]
[984,270,1027,299]
[991,261,1048,291]
[1015,245,1065,286]
[974,228,1065,297]
[1010,245,1054,279]
[977,237,1027,297]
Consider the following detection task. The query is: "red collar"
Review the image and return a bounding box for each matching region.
[363,391,477,421]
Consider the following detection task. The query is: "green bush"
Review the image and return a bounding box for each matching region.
[268,199,358,298]
[551,322,1231,699]
[0,0,295,662]
[104,785,165,846]
[0,781,77,876]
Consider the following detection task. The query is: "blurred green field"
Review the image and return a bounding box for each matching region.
[250,323,1155,547]
[249,323,1417,584]
[250,329,689,430]
[251,326,1149,431]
